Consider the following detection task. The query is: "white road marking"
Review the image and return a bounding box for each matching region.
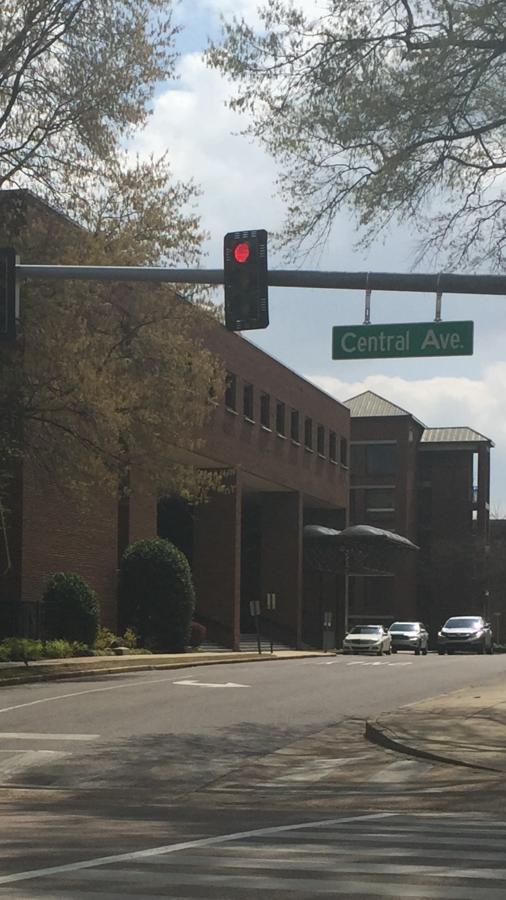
[0,732,98,741]
[0,675,207,715]
[0,749,69,778]
[0,812,394,885]
[369,760,433,784]
[173,679,250,688]
[270,755,374,784]
[346,660,413,667]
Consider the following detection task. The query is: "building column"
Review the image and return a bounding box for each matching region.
[192,470,242,650]
[477,445,490,542]
[259,491,303,648]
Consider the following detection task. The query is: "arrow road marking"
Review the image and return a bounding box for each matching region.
[173,679,250,688]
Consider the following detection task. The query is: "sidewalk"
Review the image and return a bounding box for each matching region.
[366,676,506,773]
[0,648,329,687]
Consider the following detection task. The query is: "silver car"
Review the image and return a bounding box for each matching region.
[389,621,429,656]
[437,616,493,655]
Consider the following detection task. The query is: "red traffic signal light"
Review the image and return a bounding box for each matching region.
[233,242,251,264]
[224,230,268,331]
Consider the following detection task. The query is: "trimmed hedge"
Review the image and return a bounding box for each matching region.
[42,572,100,646]
[119,538,195,652]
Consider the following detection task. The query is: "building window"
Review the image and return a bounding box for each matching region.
[340,436,348,467]
[260,392,271,429]
[276,401,286,436]
[291,409,300,443]
[366,443,397,475]
[365,488,395,512]
[329,431,337,462]
[317,425,325,456]
[225,372,236,411]
[364,487,396,529]
[243,383,254,421]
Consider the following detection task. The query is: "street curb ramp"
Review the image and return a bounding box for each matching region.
[365,717,499,773]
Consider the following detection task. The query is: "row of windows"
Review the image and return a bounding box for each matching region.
[225,372,348,464]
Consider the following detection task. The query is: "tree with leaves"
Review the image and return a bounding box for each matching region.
[208,0,506,267]
[0,1,225,506]
[0,1,176,202]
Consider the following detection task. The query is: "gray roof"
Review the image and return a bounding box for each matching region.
[421,427,494,447]
[344,391,423,423]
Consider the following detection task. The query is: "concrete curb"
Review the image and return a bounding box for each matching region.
[364,718,500,773]
[0,651,328,688]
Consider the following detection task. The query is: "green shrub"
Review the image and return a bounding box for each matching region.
[119,538,195,653]
[122,627,138,649]
[41,639,88,659]
[42,572,100,646]
[0,638,43,665]
[95,627,118,652]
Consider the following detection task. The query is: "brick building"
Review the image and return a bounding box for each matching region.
[0,191,494,648]
[345,391,493,635]
[0,191,350,649]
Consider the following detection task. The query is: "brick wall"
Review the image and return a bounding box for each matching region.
[20,461,119,627]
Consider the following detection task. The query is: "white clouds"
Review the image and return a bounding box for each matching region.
[131,53,284,263]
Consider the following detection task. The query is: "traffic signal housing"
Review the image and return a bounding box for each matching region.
[224,230,268,331]
[0,247,17,341]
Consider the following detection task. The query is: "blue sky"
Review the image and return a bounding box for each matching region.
[133,0,506,513]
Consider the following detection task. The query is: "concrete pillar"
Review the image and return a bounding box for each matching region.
[193,471,242,649]
[259,491,303,647]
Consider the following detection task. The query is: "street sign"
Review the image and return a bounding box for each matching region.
[0,247,17,341]
[332,321,473,360]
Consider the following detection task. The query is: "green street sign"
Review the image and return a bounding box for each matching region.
[332,321,473,360]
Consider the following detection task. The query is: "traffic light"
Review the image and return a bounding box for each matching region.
[223,230,268,331]
[0,248,17,342]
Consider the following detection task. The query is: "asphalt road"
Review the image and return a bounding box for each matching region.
[1,653,506,897]
[0,653,505,791]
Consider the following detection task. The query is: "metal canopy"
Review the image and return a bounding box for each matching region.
[336,525,419,552]
[303,523,418,575]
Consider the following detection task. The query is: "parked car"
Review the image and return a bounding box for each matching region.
[388,621,429,655]
[343,624,391,656]
[437,616,493,655]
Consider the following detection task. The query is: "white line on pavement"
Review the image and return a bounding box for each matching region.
[0,675,200,715]
[0,732,99,741]
[0,750,69,778]
[173,679,250,688]
[0,812,394,885]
